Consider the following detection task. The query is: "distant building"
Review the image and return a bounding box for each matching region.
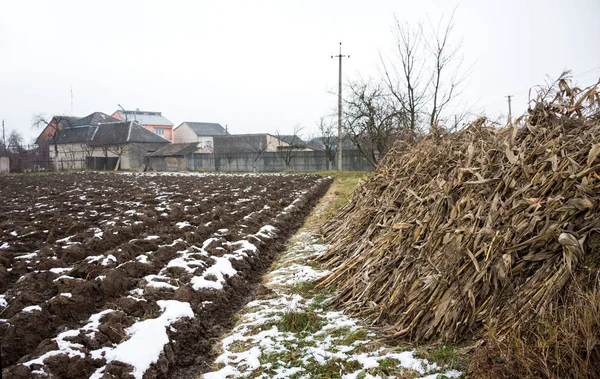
[35,115,81,147]
[111,110,174,142]
[213,134,287,154]
[275,135,314,151]
[173,122,229,153]
[49,118,169,170]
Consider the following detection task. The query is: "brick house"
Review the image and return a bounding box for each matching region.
[111,110,174,142]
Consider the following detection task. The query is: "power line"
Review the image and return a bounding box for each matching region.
[572,65,600,78]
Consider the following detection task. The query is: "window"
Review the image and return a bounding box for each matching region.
[154,128,164,136]
[204,140,213,149]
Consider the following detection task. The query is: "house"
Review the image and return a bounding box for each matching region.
[173,122,229,152]
[275,135,314,151]
[49,119,169,170]
[147,143,199,171]
[213,134,288,154]
[35,115,80,147]
[35,113,120,170]
[111,109,174,142]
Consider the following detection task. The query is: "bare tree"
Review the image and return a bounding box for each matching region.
[381,17,427,131]
[381,10,467,131]
[105,143,128,171]
[316,116,337,171]
[424,9,467,127]
[32,115,70,159]
[213,135,242,171]
[8,130,25,154]
[344,79,405,167]
[275,124,305,170]
[239,135,270,172]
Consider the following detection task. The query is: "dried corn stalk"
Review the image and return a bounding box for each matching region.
[317,81,600,343]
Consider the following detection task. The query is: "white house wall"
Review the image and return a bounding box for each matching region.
[266,135,289,152]
[173,123,197,143]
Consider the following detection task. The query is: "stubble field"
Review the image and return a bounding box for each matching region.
[0,172,332,378]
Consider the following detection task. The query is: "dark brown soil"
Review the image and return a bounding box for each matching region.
[0,172,332,378]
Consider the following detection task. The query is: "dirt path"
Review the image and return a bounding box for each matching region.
[199,184,463,379]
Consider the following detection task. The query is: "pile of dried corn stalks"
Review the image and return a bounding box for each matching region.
[318,79,600,343]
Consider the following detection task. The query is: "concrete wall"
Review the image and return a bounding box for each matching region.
[148,150,373,172]
[0,157,9,173]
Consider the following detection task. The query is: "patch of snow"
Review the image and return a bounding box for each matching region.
[101,255,117,266]
[49,267,72,274]
[191,257,237,290]
[56,235,75,243]
[22,305,42,313]
[15,252,37,260]
[99,300,193,379]
[176,221,192,229]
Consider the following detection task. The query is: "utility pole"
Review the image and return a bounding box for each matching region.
[506,95,513,123]
[1,120,5,152]
[71,85,73,116]
[331,42,349,171]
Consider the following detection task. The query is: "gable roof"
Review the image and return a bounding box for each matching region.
[148,143,199,157]
[113,110,173,126]
[277,135,306,147]
[53,121,170,146]
[54,126,98,144]
[179,122,228,136]
[53,116,80,128]
[73,112,119,127]
[35,116,81,145]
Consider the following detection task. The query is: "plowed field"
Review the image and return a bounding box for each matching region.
[0,172,332,378]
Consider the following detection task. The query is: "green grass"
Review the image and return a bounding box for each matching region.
[415,344,466,371]
[279,309,323,333]
[301,172,369,228]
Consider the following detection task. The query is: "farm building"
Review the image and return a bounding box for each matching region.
[172,122,229,152]
[213,133,288,154]
[111,109,175,142]
[49,120,169,170]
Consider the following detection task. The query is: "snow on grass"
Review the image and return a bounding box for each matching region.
[0,295,7,307]
[0,242,9,249]
[203,231,463,379]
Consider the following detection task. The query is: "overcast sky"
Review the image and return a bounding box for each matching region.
[1,0,599,143]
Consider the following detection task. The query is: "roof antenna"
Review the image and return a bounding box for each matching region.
[118,104,127,121]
